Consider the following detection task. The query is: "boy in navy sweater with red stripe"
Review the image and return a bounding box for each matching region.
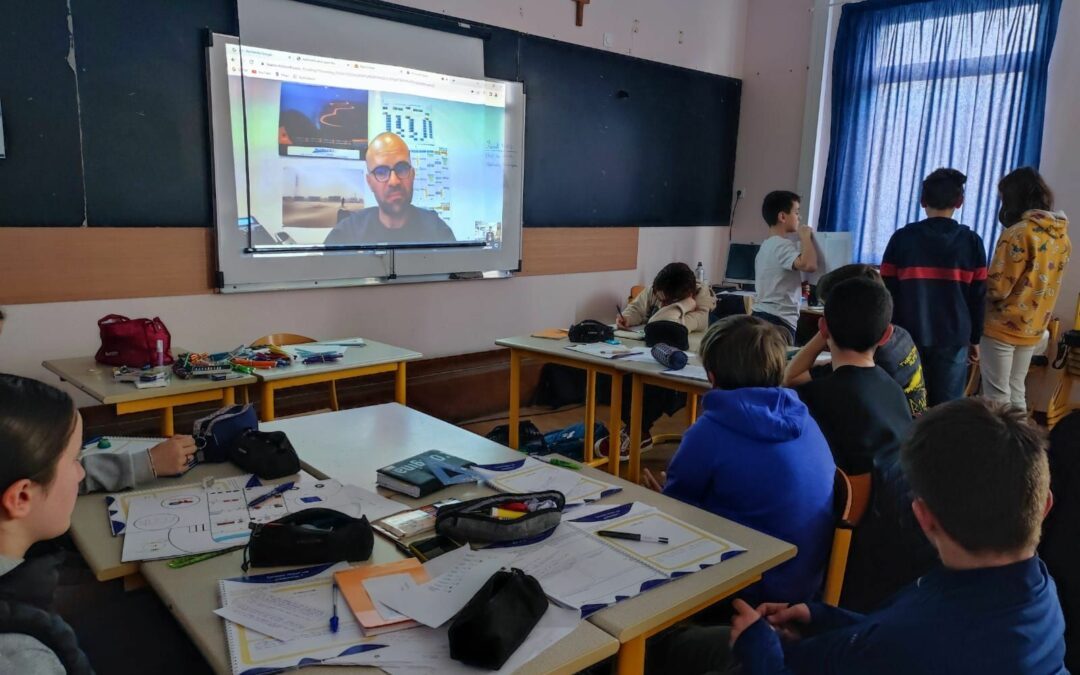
[880,168,987,406]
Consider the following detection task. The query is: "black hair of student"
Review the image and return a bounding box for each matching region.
[920,168,967,210]
[698,315,787,389]
[901,397,1049,554]
[652,262,697,302]
[0,374,77,492]
[823,277,892,352]
[816,264,882,304]
[761,191,801,226]
[998,167,1054,228]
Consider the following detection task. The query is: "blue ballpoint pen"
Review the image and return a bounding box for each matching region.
[247,481,295,508]
[329,582,340,633]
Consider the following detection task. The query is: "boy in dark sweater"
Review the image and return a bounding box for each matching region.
[648,398,1067,674]
[880,168,987,406]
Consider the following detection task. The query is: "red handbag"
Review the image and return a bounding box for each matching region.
[94,314,175,367]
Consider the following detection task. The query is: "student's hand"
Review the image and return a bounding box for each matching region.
[149,435,196,477]
[642,468,667,492]
[757,602,811,643]
[616,314,630,329]
[968,343,980,365]
[798,224,814,240]
[729,598,765,645]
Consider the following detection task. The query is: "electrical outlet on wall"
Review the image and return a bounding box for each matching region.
[603,32,614,47]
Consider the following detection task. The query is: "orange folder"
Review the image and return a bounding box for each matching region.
[531,328,569,339]
[333,559,430,635]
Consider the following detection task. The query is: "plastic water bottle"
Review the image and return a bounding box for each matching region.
[651,343,688,370]
[695,262,706,285]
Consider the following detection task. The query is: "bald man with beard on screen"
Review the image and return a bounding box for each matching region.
[324,132,456,245]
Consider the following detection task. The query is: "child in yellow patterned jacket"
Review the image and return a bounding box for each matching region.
[982,167,1071,409]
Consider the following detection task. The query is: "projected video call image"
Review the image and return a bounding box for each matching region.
[230,69,507,248]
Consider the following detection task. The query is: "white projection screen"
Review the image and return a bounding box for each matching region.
[209,0,524,292]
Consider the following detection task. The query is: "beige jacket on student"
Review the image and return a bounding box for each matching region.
[622,283,717,333]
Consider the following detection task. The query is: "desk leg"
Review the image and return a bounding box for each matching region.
[509,350,522,449]
[628,376,644,485]
[159,407,174,437]
[395,362,407,405]
[615,635,646,675]
[689,393,699,424]
[223,387,236,406]
[584,369,597,463]
[608,371,623,477]
[260,383,276,422]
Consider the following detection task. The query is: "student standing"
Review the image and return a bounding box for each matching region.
[881,168,987,406]
[981,167,1071,409]
[753,191,817,344]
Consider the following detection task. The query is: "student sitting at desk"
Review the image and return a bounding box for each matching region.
[723,399,1067,674]
[0,308,196,492]
[785,265,928,418]
[656,315,834,605]
[0,374,94,674]
[617,262,717,332]
[786,276,934,610]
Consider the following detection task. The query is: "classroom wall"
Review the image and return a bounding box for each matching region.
[1029,0,1080,406]
[726,0,815,256]
[2,0,749,406]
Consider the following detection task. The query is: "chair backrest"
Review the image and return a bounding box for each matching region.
[822,468,872,606]
[250,333,317,348]
[628,285,646,305]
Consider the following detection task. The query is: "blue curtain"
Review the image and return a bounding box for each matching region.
[818,0,1062,264]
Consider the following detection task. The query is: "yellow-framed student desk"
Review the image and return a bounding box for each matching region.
[42,355,257,436]
[495,334,710,484]
[141,540,620,675]
[284,403,796,675]
[251,339,422,421]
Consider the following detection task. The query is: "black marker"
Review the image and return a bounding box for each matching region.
[597,530,669,544]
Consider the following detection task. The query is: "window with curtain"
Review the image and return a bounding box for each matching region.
[818,0,1062,264]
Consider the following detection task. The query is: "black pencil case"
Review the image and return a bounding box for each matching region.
[448,567,548,669]
[242,508,373,570]
[435,491,565,544]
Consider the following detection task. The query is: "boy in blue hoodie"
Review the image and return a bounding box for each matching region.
[661,315,835,605]
[650,398,1067,675]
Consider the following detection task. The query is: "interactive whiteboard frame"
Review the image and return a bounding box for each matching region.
[207,33,524,293]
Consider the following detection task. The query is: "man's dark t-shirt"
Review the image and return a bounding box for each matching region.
[324,205,455,245]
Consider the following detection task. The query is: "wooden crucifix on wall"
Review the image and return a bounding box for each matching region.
[574,0,590,27]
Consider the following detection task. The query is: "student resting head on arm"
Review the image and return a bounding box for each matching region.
[618,262,717,333]
[0,374,93,675]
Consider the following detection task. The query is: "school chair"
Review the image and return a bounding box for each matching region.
[249,333,340,412]
[628,284,645,305]
[823,469,872,606]
[1048,294,1080,428]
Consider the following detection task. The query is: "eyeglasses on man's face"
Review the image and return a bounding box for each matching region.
[370,161,413,183]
